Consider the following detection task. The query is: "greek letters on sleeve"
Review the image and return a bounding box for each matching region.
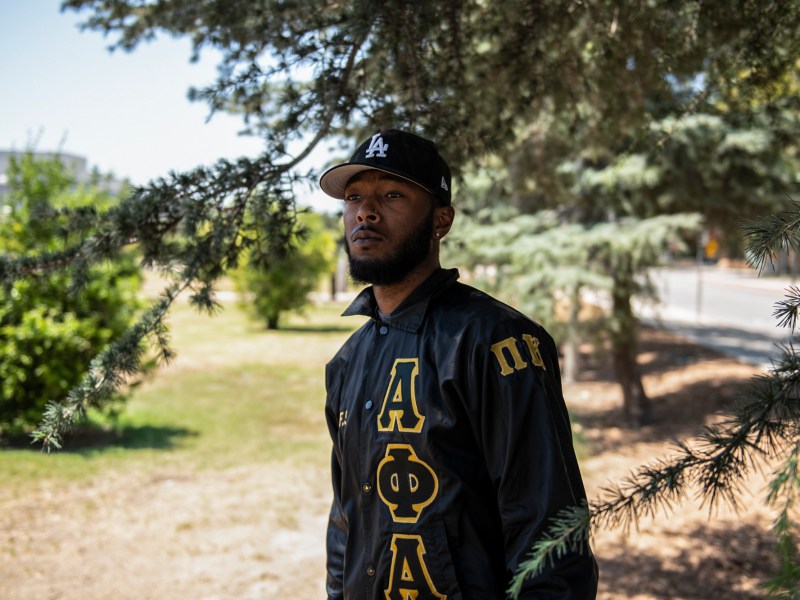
[490,333,546,376]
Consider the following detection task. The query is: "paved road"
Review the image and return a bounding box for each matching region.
[638,266,799,369]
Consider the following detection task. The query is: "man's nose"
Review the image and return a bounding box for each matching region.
[355,197,381,224]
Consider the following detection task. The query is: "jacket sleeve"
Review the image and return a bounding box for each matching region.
[325,363,346,600]
[468,321,598,599]
[326,448,347,599]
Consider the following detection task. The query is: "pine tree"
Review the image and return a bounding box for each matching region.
[450,211,702,423]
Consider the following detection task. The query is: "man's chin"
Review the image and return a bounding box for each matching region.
[348,257,406,287]
[348,258,384,286]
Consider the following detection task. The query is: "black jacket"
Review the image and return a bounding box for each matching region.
[325,269,598,599]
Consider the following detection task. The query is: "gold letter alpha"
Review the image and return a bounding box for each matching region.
[384,534,446,600]
[378,359,424,432]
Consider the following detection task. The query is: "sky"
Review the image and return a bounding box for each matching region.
[0,0,331,210]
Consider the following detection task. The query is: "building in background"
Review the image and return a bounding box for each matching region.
[0,150,125,196]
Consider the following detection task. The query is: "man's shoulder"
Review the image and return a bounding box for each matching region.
[438,281,536,322]
[326,318,371,365]
[432,281,552,340]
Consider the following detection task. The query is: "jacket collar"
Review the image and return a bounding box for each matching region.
[342,268,460,333]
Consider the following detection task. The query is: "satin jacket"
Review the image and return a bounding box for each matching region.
[325,268,598,599]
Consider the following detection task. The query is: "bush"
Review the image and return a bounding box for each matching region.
[0,153,142,439]
[234,210,337,329]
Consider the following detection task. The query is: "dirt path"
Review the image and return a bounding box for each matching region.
[2,462,330,599]
[1,327,780,599]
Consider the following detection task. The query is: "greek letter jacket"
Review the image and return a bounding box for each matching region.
[325,268,598,599]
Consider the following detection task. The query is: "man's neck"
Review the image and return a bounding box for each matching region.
[372,260,440,315]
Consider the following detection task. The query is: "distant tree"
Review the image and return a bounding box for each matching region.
[234,210,337,329]
[0,153,142,441]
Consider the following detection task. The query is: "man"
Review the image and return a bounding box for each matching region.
[320,129,598,599]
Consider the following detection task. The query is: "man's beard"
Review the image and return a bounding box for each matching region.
[345,213,435,286]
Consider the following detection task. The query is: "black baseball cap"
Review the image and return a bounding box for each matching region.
[319,129,452,205]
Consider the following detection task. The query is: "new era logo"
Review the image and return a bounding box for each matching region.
[441,177,448,191]
[364,134,389,158]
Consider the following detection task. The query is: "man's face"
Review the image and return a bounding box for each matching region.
[342,170,437,286]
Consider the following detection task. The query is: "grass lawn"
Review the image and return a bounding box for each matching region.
[1,289,589,488]
[0,296,366,486]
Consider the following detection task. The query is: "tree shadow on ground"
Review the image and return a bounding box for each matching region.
[597,521,777,599]
[3,424,198,453]
[571,326,760,452]
[636,326,739,377]
[577,375,756,455]
[574,326,732,384]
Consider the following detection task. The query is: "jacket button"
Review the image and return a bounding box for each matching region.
[362,482,372,493]
[367,565,376,577]
[365,400,373,410]
[379,325,389,335]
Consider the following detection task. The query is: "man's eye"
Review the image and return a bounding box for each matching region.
[385,191,402,199]
[344,194,361,202]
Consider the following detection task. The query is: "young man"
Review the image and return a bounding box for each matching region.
[320,129,598,599]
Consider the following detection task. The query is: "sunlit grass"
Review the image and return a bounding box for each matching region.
[1,290,588,490]
[0,296,366,487]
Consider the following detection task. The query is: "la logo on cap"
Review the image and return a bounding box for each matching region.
[365,134,389,158]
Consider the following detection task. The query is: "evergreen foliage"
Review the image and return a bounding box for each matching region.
[450,207,702,422]
[0,153,142,440]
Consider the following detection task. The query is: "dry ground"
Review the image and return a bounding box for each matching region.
[574,328,778,599]
[1,327,780,599]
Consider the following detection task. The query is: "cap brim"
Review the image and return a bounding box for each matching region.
[319,163,433,200]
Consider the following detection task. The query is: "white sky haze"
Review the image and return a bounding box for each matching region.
[0,0,331,209]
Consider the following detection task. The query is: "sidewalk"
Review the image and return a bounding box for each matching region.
[640,316,792,370]
[639,266,798,370]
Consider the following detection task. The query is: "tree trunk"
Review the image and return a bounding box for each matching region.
[611,334,650,426]
[610,275,651,426]
[266,314,280,330]
[562,284,581,384]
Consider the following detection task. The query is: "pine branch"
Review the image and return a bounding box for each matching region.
[741,201,800,273]
[0,247,85,285]
[30,283,186,452]
[766,444,800,597]
[509,502,592,598]
[510,362,800,597]
[774,288,800,331]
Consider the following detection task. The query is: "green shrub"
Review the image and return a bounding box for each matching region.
[0,152,142,438]
[234,210,337,329]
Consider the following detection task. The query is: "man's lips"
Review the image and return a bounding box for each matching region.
[350,226,385,244]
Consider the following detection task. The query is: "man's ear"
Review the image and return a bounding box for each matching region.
[433,205,455,240]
